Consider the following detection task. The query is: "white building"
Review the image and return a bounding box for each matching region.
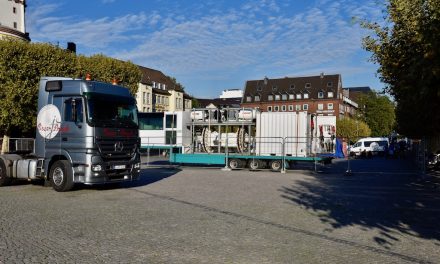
[0,0,29,41]
[219,89,243,99]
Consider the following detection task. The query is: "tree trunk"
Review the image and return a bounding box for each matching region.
[1,134,10,154]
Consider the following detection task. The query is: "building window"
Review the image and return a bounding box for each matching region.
[304,93,309,99]
[282,105,286,111]
[288,105,293,111]
[246,96,252,102]
[147,93,150,104]
[296,94,302,99]
[142,92,146,104]
[327,82,333,87]
[282,94,287,100]
[274,106,279,112]
[318,92,324,98]
[13,7,16,13]
[328,92,334,98]
[305,83,311,88]
[318,104,324,110]
[13,22,17,29]
[257,85,262,91]
[268,95,273,101]
[295,105,301,111]
[328,103,334,110]
[303,104,309,110]
[272,85,278,91]
[267,106,272,112]
[289,84,295,90]
[255,95,260,101]
[275,95,280,101]
[289,94,294,100]
[163,84,166,90]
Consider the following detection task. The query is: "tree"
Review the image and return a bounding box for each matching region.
[0,40,142,139]
[77,54,141,95]
[355,92,395,137]
[361,0,440,137]
[336,118,371,143]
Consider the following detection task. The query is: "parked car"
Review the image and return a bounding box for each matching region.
[349,137,389,157]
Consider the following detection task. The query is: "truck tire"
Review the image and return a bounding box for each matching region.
[0,160,11,187]
[248,159,263,170]
[269,160,282,171]
[50,160,74,192]
[228,159,242,169]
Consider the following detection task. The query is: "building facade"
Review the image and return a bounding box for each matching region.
[0,0,29,41]
[136,66,192,113]
[241,74,358,119]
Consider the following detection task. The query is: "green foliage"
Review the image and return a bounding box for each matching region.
[0,40,77,134]
[191,98,200,108]
[355,92,395,137]
[0,40,141,136]
[336,118,371,142]
[361,0,440,137]
[77,54,141,95]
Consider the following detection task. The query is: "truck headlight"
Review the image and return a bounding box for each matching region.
[91,164,102,172]
[134,163,141,169]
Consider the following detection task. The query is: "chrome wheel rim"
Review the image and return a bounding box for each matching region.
[53,167,64,186]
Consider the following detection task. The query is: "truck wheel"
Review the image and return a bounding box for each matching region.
[50,160,74,192]
[269,160,282,171]
[248,159,263,170]
[0,160,11,187]
[228,159,242,169]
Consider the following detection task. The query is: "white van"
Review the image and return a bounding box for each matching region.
[349,137,389,157]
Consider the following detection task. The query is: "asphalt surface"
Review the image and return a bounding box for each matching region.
[0,155,439,263]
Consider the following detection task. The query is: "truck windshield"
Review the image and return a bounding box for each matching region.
[86,93,138,128]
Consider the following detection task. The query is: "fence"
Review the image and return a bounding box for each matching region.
[0,137,35,154]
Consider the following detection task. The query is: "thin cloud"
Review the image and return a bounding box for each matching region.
[27,5,149,49]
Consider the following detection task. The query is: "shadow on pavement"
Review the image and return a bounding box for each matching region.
[280,156,440,248]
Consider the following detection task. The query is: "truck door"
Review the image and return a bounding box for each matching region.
[61,97,86,155]
[43,96,63,157]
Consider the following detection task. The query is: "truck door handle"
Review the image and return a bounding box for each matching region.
[62,137,68,141]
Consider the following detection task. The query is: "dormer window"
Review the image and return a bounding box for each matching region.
[289,94,294,100]
[327,82,333,87]
[328,92,334,98]
[246,96,252,102]
[305,83,311,88]
[268,95,273,101]
[318,91,324,98]
[296,93,302,99]
[272,85,278,92]
[281,94,287,100]
[255,95,260,101]
[275,94,280,101]
[304,93,309,99]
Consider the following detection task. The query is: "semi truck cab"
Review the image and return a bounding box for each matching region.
[0,77,141,191]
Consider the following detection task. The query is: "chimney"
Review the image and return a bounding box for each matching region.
[67,42,76,53]
[320,72,324,79]
[264,76,269,85]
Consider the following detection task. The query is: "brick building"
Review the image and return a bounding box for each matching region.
[241,74,358,119]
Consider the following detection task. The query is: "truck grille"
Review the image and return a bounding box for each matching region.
[96,137,139,162]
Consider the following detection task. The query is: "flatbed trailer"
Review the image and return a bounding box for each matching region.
[139,108,336,172]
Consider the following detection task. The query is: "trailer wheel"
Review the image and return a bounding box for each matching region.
[248,159,263,170]
[50,160,74,192]
[269,160,282,171]
[0,160,11,187]
[228,159,242,169]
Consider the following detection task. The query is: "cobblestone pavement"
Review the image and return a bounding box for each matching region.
[0,156,439,263]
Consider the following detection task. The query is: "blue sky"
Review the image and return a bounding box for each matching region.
[27,0,386,98]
